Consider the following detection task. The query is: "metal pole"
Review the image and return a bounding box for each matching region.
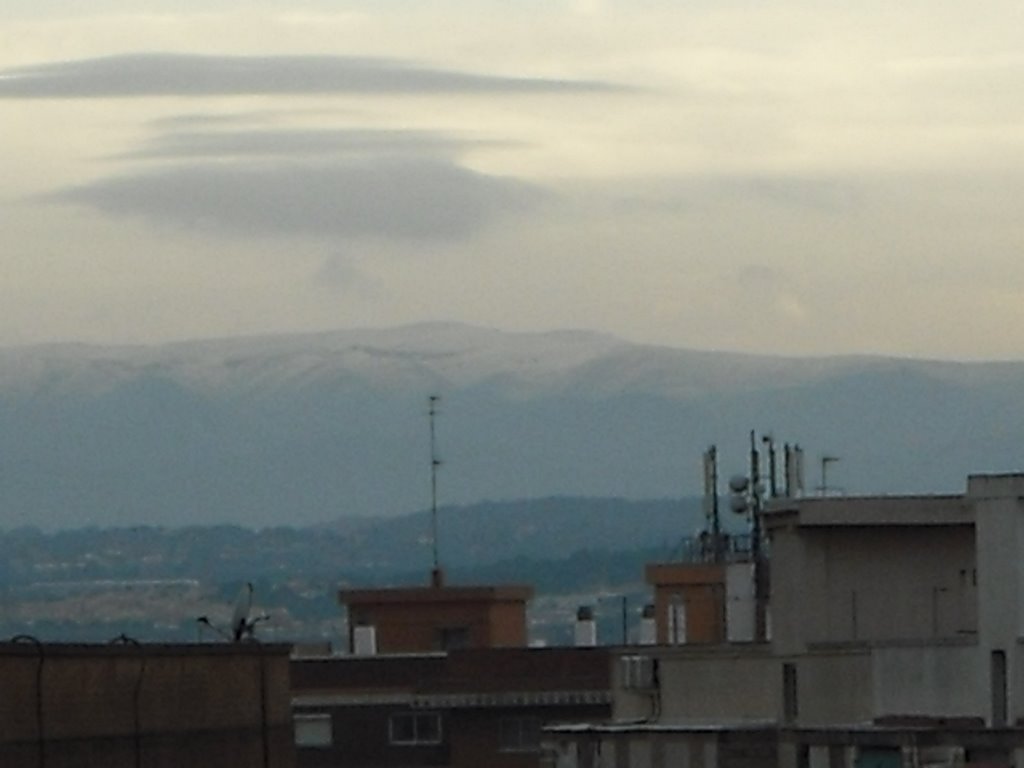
[621,596,628,645]
[429,395,442,580]
[750,430,761,560]
[711,447,721,560]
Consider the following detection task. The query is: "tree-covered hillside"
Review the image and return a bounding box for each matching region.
[0,496,714,644]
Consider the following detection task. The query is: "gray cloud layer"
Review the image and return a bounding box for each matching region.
[52,158,543,241]
[0,53,619,98]
[127,127,506,160]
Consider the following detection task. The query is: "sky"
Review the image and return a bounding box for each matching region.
[3,1,1024,361]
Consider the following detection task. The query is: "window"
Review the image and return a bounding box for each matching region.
[499,716,542,753]
[438,626,470,650]
[389,712,443,746]
[294,713,332,747]
[782,663,798,723]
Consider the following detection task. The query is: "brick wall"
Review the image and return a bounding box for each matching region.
[0,642,295,768]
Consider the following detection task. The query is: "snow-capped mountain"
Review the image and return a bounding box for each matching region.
[0,322,1022,529]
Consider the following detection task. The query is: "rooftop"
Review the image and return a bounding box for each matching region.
[763,495,971,528]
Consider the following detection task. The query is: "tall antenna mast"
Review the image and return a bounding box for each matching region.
[702,446,721,561]
[749,430,766,642]
[429,395,443,585]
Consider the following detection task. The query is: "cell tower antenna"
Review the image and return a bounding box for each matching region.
[818,455,840,496]
[429,395,443,584]
[762,433,778,499]
[701,445,721,561]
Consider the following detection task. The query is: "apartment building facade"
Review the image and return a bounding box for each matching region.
[547,473,1024,768]
[292,577,612,768]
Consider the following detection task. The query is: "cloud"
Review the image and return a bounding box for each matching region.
[0,53,621,98]
[126,127,509,160]
[735,263,789,290]
[593,173,864,218]
[739,177,862,214]
[50,157,545,241]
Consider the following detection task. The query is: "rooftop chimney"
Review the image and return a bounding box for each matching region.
[352,623,377,656]
[575,605,597,647]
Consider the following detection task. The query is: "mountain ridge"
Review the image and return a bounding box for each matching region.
[0,323,1021,528]
[3,321,1023,396]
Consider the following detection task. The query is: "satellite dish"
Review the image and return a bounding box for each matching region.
[728,475,749,493]
[729,495,749,515]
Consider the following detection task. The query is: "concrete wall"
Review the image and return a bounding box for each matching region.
[870,642,985,722]
[725,564,756,644]
[767,516,805,656]
[970,474,1024,725]
[650,650,778,723]
[614,643,986,731]
[771,523,975,649]
[614,647,875,729]
[798,650,873,726]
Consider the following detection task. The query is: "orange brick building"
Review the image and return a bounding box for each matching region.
[645,562,728,644]
[340,581,534,653]
[291,579,610,768]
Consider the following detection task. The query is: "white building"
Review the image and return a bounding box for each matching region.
[546,473,1024,768]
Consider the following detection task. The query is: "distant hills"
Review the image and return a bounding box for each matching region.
[0,322,1022,528]
[0,497,703,643]
[0,497,701,588]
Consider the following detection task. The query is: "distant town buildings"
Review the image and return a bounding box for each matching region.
[5,472,1024,768]
[287,471,1024,768]
[291,571,610,767]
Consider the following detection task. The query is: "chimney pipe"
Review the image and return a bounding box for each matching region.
[575,605,597,647]
[352,623,377,656]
